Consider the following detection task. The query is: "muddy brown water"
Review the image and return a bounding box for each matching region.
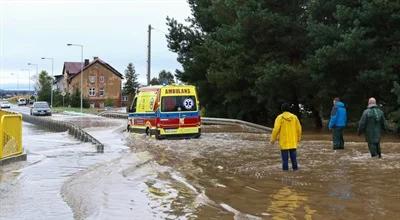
[4,115,398,219]
[128,125,400,220]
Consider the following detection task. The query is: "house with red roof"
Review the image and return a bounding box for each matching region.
[56,57,123,108]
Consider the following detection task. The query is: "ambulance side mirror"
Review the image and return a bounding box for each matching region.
[128,98,137,113]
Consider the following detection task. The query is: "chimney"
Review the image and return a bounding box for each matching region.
[93,56,98,60]
[84,59,90,66]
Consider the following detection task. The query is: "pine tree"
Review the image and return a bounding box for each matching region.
[307,0,400,120]
[391,82,400,132]
[36,70,52,103]
[123,63,140,107]
[123,63,140,96]
[167,0,309,123]
[158,70,175,85]
[149,77,160,85]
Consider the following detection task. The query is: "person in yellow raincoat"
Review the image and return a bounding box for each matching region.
[270,103,302,171]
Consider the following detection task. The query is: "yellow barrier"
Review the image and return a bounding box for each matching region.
[0,110,23,160]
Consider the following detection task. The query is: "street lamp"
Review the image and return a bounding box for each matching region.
[41,57,54,107]
[21,68,30,92]
[10,73,19,91]
[67,43,84,113]
[27,62,38,94]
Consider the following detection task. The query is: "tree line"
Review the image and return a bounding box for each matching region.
[166,0,400,130]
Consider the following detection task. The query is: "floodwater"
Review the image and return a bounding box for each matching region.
[0,118,209,220]
[1,116,399,220]
[128,126,400,220]
[0,123,93,219]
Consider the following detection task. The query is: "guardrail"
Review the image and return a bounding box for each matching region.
[201,117,272,132]
[0,110,26,165]
[98,111,272,132]
[22,114,104,153]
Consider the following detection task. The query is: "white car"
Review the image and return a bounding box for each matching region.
[0,101,11,108]
[17,98,27,106]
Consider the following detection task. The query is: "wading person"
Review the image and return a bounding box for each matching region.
[358,97,387,158]
[328,97,347,150]
[270,103,302,171]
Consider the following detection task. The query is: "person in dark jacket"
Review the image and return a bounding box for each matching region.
[358,97,387,158]
[328,97,347,149]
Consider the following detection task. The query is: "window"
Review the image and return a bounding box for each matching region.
[89,75,96,83]
[89,88,96,96]
[161,96,197,112]
[99,75,105,83]
[99,88,104,96]
[122,96,128,101]
[33,102,49,108]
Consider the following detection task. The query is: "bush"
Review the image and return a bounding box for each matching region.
[69,88,89,108]
[105,98,114,107]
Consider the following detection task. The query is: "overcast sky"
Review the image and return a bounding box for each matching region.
[0,0,191,90]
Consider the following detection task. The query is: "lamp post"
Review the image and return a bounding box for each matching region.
[10,73,19,91]
[41,57,54,107]
[20,68,30,92]
[67,43,83,113]
[27,62,38,94]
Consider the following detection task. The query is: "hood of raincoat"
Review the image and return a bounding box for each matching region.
[271,111,302,149]
[281,112,294,121]
[335,101,345,108]
[368,106,381,122]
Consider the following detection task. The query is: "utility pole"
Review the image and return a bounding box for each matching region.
[27,62,38,95]
[41,57,54,107]
[67,43,84,113]
[147,24,152,85]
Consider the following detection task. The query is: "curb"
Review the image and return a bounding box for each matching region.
[0,153,27,166]
[22,114,104,153]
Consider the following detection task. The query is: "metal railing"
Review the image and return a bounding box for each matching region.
[98,111,272,132]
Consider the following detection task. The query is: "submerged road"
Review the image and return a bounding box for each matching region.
[1,107,400,219]
[0,120,137,219]
[0,116,204,219]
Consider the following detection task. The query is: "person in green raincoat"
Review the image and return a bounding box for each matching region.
[357,97,387,158]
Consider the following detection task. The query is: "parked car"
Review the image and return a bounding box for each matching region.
[17,98,27,106]
[30,101,52,116]
[0,101,11,109]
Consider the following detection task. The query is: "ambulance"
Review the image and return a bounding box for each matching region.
[127,85,201,139]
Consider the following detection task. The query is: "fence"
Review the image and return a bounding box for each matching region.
[0,110,26,164]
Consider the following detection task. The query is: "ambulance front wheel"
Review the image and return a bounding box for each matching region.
[155,131,162,140]
[193,133,201,138]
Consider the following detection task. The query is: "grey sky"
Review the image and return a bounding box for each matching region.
[0,0,191,90]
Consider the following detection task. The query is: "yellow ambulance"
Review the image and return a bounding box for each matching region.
[127,85,201,139]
